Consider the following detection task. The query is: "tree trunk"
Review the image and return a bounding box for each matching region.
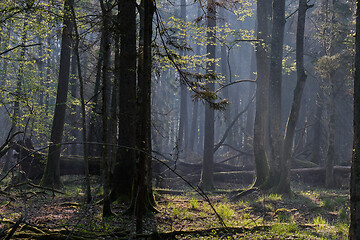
[99,0,113,217]
[199,0,216,192]
[71,5,92,203]
[176,0,189,158]
[87,30,105,157]
[41,0,74,188]
[252,0,271,187]
[111,0,137,202]
[188,2,202,154]
[281,0,311,193]
[69,52,79,155]
[267,0,287,193]
[311,90,324,165]
[350,1,360,238]
[135,0,155,233]
[326,73,336,188]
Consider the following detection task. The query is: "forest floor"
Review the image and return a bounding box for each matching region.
[0,175,350,239]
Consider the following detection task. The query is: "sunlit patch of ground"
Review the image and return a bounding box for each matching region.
[0,176,350,239]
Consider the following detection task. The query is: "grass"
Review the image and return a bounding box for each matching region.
[152,186,350,239]
[0,178,350,239]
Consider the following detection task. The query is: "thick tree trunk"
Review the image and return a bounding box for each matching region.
[199,0,216,191]
[41,0,74,188]
[252,0,271,187]
[350,1,360,238]
[111,0,137,202]
[267,0,287,193]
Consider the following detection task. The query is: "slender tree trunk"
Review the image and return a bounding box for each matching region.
[87,31,105,157]
[177,0,189,157]
[349,1,360,237]
[188,2,201,154]
[199,0,216,191]
[69,53,79,155]
[245,51,256,162]
[71,5,92,203]
[219,6,232,155]
[41,0,74,188]
[281,0,311,192]
[252,0,271,187]
[326,73,336,188]
[100,0,113,217]
[135,0,155,233]
[311,90,323,165]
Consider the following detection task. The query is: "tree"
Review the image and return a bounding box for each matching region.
[199,0,216,191]
[111,0,137,202]
[41,0,74,188]
[282,0,312,191]
[267,0,287,193]
[176,0,189,157]
[134,0,156,233]
[99,0,113,217]
[349,1,360,238]
[252,0,271,187]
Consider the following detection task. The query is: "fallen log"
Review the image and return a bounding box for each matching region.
[161,166,350,187]
[8,142,101,180]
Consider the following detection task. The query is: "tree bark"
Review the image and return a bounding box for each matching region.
[41,0,74,188]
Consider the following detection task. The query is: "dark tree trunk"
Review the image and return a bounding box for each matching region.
[252,0,271,187]
[100,0,113,217]
[199,0,216,191]
[350,1,360,238]
[41,0,74,188]
[135,0,155,233]
[112,0,137,202]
